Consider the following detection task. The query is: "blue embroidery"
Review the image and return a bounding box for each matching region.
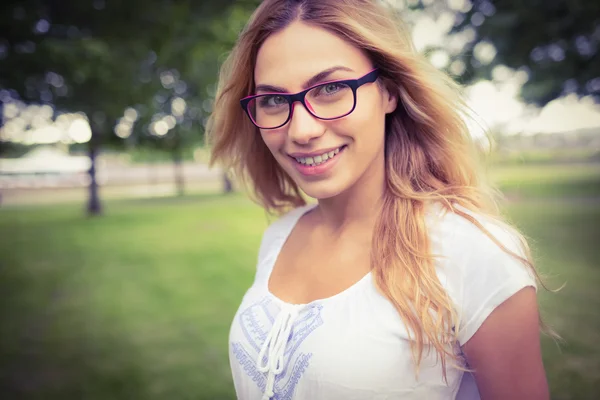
[239,297,271,353]
[232,342,267,391]
[278,353,312,399]
[232,297,324,399]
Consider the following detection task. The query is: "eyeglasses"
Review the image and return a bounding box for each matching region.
[240,69,379,129]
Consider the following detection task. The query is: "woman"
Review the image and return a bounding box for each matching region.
[208,0,551,399]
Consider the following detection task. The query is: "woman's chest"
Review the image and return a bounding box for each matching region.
[229,288,462,399]
[268,236,372,305]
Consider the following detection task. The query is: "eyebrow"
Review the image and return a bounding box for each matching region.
[254,66,355,94]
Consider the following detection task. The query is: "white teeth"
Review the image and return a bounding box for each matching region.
[294,146,344,166]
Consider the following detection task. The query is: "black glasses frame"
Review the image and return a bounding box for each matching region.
[240,68,379,129]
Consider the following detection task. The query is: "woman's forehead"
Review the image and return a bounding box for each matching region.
[254,21,371,91]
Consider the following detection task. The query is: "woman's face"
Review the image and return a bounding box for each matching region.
[254,21,397,200]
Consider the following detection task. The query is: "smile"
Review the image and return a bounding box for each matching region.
[292,146,346,167]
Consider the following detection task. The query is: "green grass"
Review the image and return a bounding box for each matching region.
[489,148,600,166]
[0,195,267,400]
[0,164,599,399]
[504,201,600,399]
[489,163,600,198]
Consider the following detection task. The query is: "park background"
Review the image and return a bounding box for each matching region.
[0,0,599,399]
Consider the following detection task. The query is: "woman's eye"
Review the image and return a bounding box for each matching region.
[314,83,344,97]
[324,84,341,94]
[261,95,286,107]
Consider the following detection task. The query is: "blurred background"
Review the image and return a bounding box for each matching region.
[0,0,598,399]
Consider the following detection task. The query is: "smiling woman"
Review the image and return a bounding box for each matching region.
[207,1,553,400]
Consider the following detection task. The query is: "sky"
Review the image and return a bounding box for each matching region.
[411,11,600,137]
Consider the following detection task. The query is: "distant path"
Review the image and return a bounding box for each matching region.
[1,186,599,208]
[0,181,223,207]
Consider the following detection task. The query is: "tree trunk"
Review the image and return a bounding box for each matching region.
[87,132,102,216]
[173,146,185,197]
[223,172,233,193]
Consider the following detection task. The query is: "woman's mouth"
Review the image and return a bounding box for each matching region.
[291,145,347,167]
[288,145,347,177]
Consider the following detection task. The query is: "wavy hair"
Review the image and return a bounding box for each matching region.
[208,0,551,380]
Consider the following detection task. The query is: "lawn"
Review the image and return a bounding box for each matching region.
[489,163,600,199]
[0,164,599,399]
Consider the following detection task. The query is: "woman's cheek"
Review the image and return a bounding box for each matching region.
[260,132,282,153]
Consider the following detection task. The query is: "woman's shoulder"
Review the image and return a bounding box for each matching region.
[425,203,538,345]
[425,201,525,260]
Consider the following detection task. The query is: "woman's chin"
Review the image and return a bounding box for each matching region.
[297,181,346,201]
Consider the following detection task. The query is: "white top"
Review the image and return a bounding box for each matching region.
[229,203,536,400]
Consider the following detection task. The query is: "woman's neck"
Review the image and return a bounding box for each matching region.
[314,154,386,233]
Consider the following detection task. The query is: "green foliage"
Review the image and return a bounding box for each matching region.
[0,0,251,210]
[0,0,243,134]
[452,0,600,106]
[125,1,258,195]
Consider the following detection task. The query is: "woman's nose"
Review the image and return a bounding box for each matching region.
[287,102,325,144]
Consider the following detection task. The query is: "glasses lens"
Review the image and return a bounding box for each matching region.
[306,82,354,119]
[248,95,290,129]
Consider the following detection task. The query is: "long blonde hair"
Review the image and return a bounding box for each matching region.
[208,0,548,379]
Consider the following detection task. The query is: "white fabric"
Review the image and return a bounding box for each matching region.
[257,303,302,400]
[229,203,536,400]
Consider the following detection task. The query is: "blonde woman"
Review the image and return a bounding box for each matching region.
[208,0,550,399]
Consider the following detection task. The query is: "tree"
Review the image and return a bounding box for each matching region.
[0,0,238,214]
[451,0,600,106]
[131,1,261,195]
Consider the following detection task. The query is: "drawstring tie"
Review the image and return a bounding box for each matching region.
[257,303,301,400]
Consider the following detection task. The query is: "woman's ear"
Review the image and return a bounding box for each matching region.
[382,85,398,114]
